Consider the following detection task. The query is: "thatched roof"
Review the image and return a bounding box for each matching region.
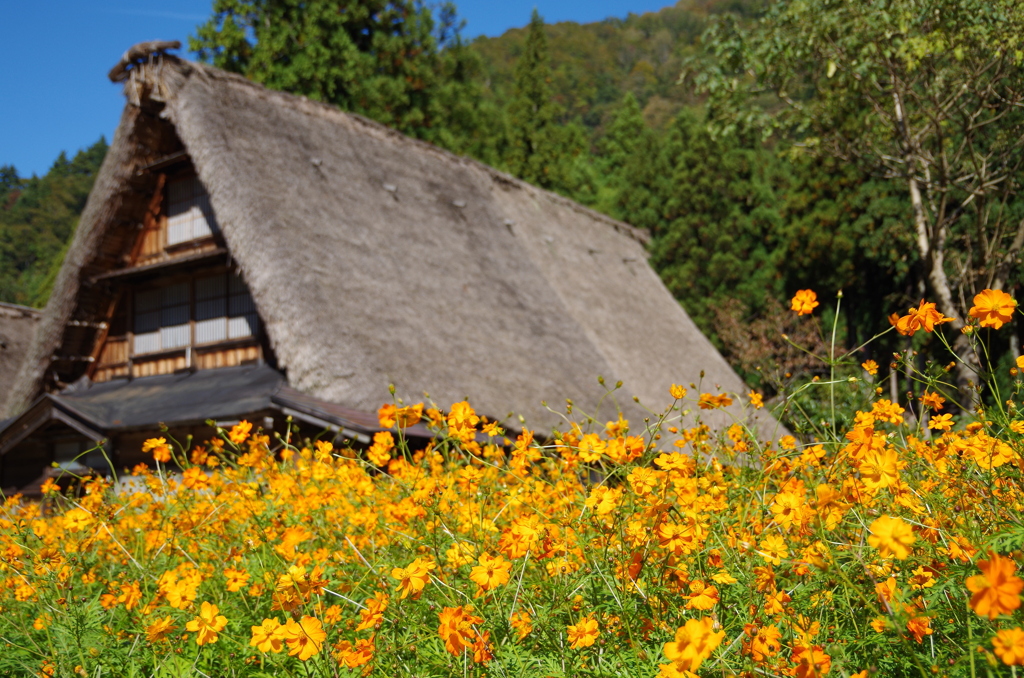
[0,302,41,414]
[7,44,778,435]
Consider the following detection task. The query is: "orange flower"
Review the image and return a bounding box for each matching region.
[228,420,253,445]
[669,384,687,400]
[747,624,781,662]
[510,611,533,640]
[748,391,764,408]
[928,413,954,431]
[906,616,932,643]
[967,552,1024,619]
[861,360,879,376]
[919,391,945,410]
[367,431,394,467]
[791,289,819,316]
[792,644,831,678]
[378,403,397,428]
[142,437,172,463]
[662,617,725,673]
[684,580,719,610]
[969,289,1017,329]
[438,606,483,655]
[280,616,326,661]
[185,601,228,646]
[698,393,733,410]
[867,515,915,560]
[224,568,250,592]
[889,300,954,336]
[469,553,512,593]
[993,627,1024,665]
[567,615,600,649]
[356,592,389,631]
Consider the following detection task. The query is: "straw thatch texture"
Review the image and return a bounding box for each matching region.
[0,303,41,414]
[8,50,778,435]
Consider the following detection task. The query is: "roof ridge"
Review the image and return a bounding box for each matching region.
[177,57,650,247]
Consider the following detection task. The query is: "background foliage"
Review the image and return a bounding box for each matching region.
[5,0,1024,406]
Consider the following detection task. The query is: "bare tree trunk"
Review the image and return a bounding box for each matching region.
[892,82,979,409]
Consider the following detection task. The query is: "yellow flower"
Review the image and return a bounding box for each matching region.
[62,508,93,532]
[391,557,436,599]
[185,601,228,646]
[908,566,936,590]
[250,618,286,653]
[748,391,764,408]
[969,289,1017,329]
[928,413,954,431]
[867,515,915,560]
[861,360,879,376]
[759,534,789,566]
[791,289,819,316]
[567,615,599,649]
[993,627,1024,665]
[145,616,175,643]
[860,448,901,490]
[670,384,687,400]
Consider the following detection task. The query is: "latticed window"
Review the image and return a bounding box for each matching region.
[166,175,219,245]
[132,272,259,355]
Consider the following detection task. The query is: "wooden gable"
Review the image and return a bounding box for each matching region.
[87,155,268,383]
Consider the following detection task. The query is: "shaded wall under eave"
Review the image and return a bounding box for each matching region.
[0,303,42,415]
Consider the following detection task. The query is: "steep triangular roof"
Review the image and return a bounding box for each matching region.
[7,43,777,435]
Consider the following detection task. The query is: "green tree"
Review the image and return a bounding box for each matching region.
[693,0,1024,399]
[0,165,20,208]
[644,112,787,347]
[0,139,108,306]
[190,0,492,153]
[502,10,585,194]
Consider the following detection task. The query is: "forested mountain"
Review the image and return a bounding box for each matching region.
[0,139,108,307]
[472,0,764,132]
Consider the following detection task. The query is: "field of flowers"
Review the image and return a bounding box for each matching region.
[4,290,1024,677]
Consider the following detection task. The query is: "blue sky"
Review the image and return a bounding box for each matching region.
[2,1,675,178]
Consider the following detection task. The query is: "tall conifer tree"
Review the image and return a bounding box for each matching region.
[503,10,581,193]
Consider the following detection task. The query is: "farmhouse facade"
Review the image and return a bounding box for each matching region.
[0,42,774,493]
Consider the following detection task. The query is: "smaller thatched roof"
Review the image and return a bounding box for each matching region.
[0,302,41,414]
[6,43,782,438]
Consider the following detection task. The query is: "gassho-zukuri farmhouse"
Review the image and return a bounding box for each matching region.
[0,41,778,494]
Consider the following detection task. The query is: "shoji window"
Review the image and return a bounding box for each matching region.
[193,273,259,344]
[167,176,219,245]
[132,273,259,355]
[133,282,189,354]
